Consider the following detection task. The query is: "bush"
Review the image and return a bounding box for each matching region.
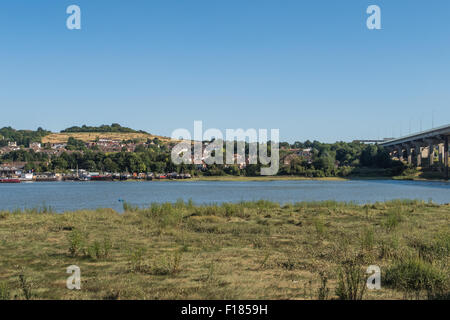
[0,282,11,300]
[87,238,112,260]
[141,202,183,228]
[335,259,367,300]
[384,257,448,298]
[409,233,450,262]
[317,272,330,300]
[360,228,375,251]
[152,251,183,276]
[384,208,403,230]
[0,211,9,220]
[18,272,34,300]
[67,229,86,257]
[123,201,139,212]
[128,248,147,273]
[313,217,327,239]
[379,236,401,260]
[68,229,111,260]
[87,241,102,260]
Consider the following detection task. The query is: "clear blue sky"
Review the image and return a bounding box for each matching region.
[0,0,449,142]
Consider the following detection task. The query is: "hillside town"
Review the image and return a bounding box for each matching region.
[0,135,317,183]
[0,124,411,183]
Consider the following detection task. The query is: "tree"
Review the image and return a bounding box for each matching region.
[67,137,86,151]
[134,144,146,153]
[103,158,119,173]
[360,145,378,167]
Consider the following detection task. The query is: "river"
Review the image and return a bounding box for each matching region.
[0,180,449,212]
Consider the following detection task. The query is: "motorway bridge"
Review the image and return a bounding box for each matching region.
[379,124,450,180]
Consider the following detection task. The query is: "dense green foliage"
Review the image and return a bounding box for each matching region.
[61,123,147,134]
[0,127,50,147]
[1,140,405,177]
[66,137,87,151]
[278,141,404,177]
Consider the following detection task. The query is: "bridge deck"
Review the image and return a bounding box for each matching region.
[379,124,450,147]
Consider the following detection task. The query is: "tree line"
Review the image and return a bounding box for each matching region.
[1,141,406,177]
[61,123,147,134]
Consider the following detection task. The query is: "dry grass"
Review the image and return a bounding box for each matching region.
[41,132,172,144]
[0,200,448,300]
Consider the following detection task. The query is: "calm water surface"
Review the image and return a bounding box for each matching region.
[0,180,449,212]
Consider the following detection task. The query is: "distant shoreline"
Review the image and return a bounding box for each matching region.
[191,175,449,182]
[1,175,449,184]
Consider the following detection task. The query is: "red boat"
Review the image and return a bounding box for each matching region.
[0,178,21,183]
[90,175,113,181]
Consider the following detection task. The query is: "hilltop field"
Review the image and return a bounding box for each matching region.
[0,200,448,300]
[42,132,172,144]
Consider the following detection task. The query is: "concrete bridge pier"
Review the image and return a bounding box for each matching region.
[405,145,412,165]
[414,145,422,167]
[438,144,444,164]
[428,144,434,167]
[398,147,404,161]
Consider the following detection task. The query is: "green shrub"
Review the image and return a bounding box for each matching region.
[0,282,11,300]
[152,251,182,276]
[87,238,112,260]
[313,217,327,239]
[128,248,148,273]
[317,272,330,300]
[379,236,401,260]
[123,201,139,212]
[223,203,238,217]
[409,233,450,262]
[102,237,113,258]
[87,241,102,260]
[142,202,183,228]
[384,257,448,297]
[361,227,375,251]
[67,229,86,257]
[201,261,216,282]
[0,211,9,220]
[384,208,403,230]
[18,272,34,300]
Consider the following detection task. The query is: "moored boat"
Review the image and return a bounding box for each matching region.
[90,175,113,181]
[0,178,21,183]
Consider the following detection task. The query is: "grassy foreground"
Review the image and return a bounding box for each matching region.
[0,200,448,300]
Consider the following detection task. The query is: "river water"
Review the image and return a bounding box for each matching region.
[0,180,449,212]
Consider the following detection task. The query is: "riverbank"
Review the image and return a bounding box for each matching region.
[191,176,349,182]
[191,175,449,182]
[2,172,448,183]
[0,200,448,300]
